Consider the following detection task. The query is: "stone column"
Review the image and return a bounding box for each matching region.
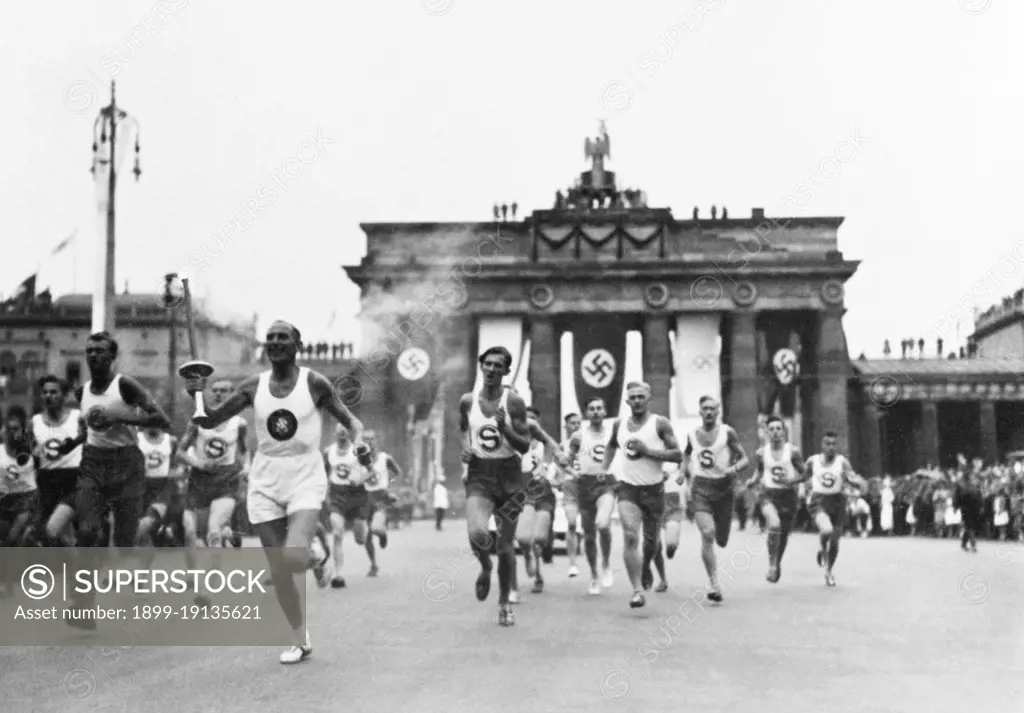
[441,314,475,488]
[642,315,672,419]
[979,400,999,466]
[916,401,940,470]
[813,308,851,456]
[859,403,883,477]
[725,311,760,466]
[528,316,561,441]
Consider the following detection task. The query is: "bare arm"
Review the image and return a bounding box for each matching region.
[648,417,682,463]
[192,375,258,429]
[744,449,764,489]
[725,427,750,475]
[680,435,693,481]
[175,425,200,468]
[385,454,403,484]
[568,432,581,457]
[502,393,532,454]
[528,419,561,454]
[793,457,815,484]
[601,419,621,471]
[310,371,363,442]
[841,457,865,489]
[117,376,172,429]
[790,447,806,476]
[237,421,249,458]
[459,393,472,453]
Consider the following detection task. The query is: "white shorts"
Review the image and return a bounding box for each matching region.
[247,451,327,525]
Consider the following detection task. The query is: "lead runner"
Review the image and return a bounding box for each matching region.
[183,320,364,664]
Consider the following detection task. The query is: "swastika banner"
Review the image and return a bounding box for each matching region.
[385,313,440,421]
[572,316,627,419]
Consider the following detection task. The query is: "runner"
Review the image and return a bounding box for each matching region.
[558,412,583,578]
[135,427,180,551]
[676,395,749,603]
[183,320,365,663]
[515,407,564,595]
[0,406,40,546]
[323,424,369,588]
[567,397,617,595]
[602,382,681,608]
[29,375,83,546]
[362,429,402,577]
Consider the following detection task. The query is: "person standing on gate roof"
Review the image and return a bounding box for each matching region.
[183,320,365,665]
[602,382,682,609]
[676,395,750,604]
[558,412,583,579]
[176,379,250,603]
[29,375,84,547]
[459,346,532,627]
[65,332,172,630]
[743,416,806,584]
[361,429,402,577]
[567,397,618,596]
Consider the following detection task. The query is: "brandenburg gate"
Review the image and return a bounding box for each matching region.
[344,124,859,487]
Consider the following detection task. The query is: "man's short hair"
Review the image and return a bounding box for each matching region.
[766,415,784,427]
[268,321,302,348]
[585,397,606,410]
[699,395,719,407]
[88,331,119,356]
[625,381,651,393]
[479,346,513,370]
[823,430,838,440]
[4,405,28,426]
[563,412,580,422]
[38,375,69,394]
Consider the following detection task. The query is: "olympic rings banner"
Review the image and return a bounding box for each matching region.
[572,316,627,419]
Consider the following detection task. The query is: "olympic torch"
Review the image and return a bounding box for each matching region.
[177,277,214,418]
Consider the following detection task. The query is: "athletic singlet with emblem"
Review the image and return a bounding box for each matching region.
[32,410,82,469]
[468,388,516,459]
[761,443,797,490]
[364,452,390,492]
[689,426,732,480]
[808,454,847,495]
[0,446,38,493]
[615,416,665,487]
[195,416,242,468]
[138,433,172,478]
[577,425,611,476]
[521,440,546,475]
[326,443,365,488]
[253,368,322,458]
[80,375,139,448]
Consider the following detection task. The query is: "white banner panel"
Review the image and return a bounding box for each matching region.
[673,315,722,421]
[561,331,577,427]
[474,317,526,393]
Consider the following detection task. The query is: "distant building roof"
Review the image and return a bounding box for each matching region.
[853,358,1024,379]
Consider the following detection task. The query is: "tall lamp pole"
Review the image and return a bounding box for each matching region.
[163,274,179,422]
[90,80,141,334]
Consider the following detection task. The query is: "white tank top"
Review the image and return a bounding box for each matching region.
[253,368,322,458]
[663,463,683,494]
[139,433,172,478]
[468,389,516,459]
[32,410,82,469]
[80,375,139,448]
[762,443,796,490]
[326,443,365,487]
[689,426,732,480]
[616,416,665,487]
[0,446,37,493]
[195,416,242,468]
[364,452,390,492]
[521,440,546,475]
[577,425,611,476]
[809,454,846,495]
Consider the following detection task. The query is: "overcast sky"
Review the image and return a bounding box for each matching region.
[2,0,1019,358]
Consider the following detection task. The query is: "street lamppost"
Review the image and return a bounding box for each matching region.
[90,80,141,334]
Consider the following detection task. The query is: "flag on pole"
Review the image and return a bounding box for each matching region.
[51,230,76,255]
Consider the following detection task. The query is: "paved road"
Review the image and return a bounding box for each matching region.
[2,521,1022,713]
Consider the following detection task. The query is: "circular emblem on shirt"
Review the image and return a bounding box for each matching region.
[623,439,641,461]
[581,349,616,389]
[85,406,111,432]
[476,425,502,452]
[146,451,164,469]
[397,347,431,381]
[267,409,299,441]
[589,444,606,462]
[44,438,62,460]
[330,464,351,485]
[204,438,228,459]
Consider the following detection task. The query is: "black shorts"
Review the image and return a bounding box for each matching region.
[526,476,556,514]
[663,492,684,523]
[144,477,178,515]
[186,466,242,510]
[465,455,526,518]
[0,491,39,523]
[328,485,370,522]
[762,488,799,528]
[617,482,665,522]
[578,474,617,516]
[76,445,145,540]
[809,492,847,528]
[36,468,79,520]
[366,489,392,516]
[690,476,734,547]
